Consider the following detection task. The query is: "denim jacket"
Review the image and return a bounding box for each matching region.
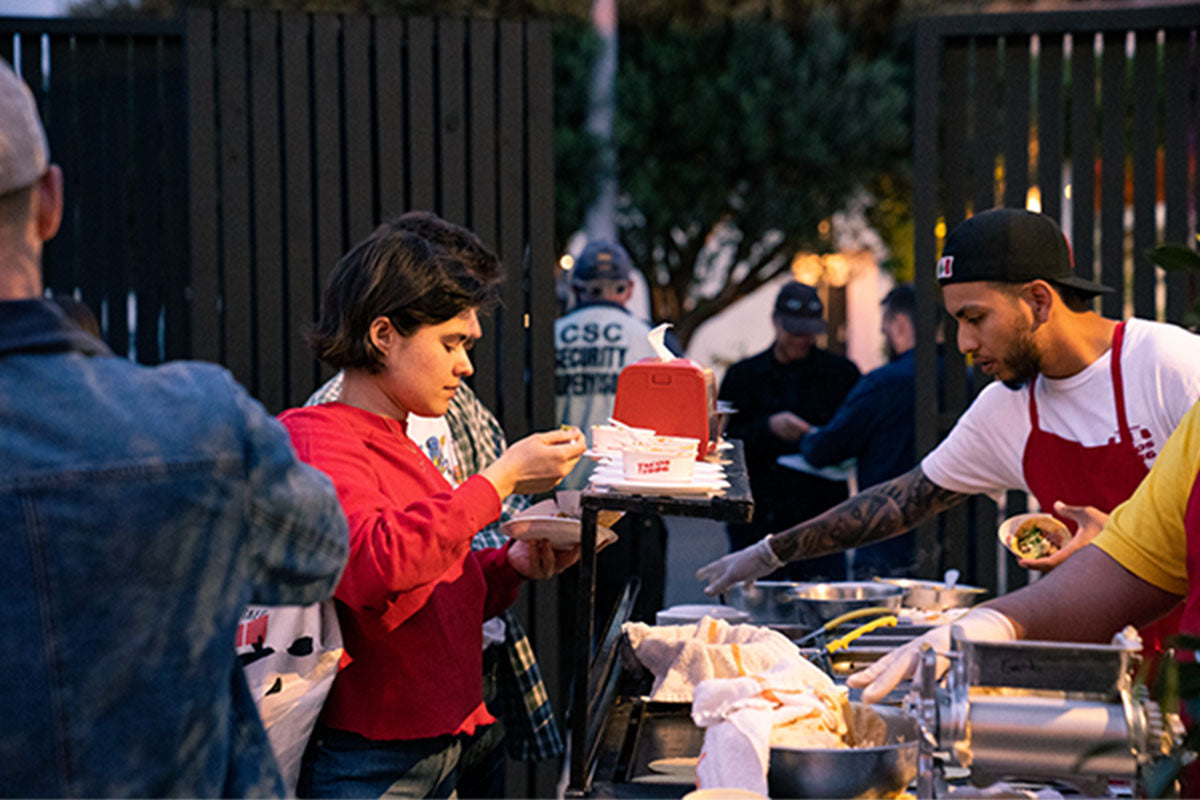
[0,300,349,797]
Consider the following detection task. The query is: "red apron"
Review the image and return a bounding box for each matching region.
[1022,321,1147,523]
[1021,320,1183,650]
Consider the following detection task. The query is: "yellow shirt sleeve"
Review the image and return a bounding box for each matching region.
[1092,400,1200,597]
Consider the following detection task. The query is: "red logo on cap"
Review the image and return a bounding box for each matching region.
[936,255,954,279]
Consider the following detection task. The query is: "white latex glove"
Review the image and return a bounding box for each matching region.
[845,607,1017,704]
[696,536,784,597]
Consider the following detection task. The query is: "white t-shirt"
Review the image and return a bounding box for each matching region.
[554,301,662,431]
[405,414,463,486]
[921,318,1200,499]
[555,302,662,489]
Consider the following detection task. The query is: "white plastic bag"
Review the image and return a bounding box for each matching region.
[236,601,343,795]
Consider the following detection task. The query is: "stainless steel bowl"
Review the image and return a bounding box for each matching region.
[874,576,986,611]
[768,703,918,798]
[789,581,904,629]
[722,581,804,624]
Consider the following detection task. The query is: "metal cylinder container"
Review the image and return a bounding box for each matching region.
[955,694,1139,778]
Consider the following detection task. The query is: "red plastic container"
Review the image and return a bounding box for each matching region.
[612,358,717,460]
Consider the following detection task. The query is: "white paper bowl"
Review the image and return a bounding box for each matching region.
[590,423,656,453]
[997,512,1071,560]
[621,448,696,480]
[639,434,702,458]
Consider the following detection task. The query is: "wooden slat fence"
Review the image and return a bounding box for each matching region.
[3,11,561,797]
[185,9,556,434]
[911,2,1200,594]
[2,18,189,363]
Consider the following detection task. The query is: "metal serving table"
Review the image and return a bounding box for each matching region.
[567,439,754,796]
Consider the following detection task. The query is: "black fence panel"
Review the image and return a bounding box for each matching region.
[184,9,556,434]
[912,3,1200,594]
[2,18,189,363]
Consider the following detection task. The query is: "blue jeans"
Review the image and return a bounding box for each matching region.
[297,727,469,799]
[455,646,506,799]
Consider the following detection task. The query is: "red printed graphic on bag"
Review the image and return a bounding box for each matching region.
[236,608,269,648]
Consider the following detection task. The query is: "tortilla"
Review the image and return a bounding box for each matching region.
[597,510,624,528]
[1009,515,1068,559]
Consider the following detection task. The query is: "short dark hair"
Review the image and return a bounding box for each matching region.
[1052,283,1095,313]
[985,280,1092,314]
[307,211,503,371]
[881,283,915,322]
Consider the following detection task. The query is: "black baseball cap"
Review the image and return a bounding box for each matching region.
[573,240,633,282]
[773,281,827,334]
[936,208,1113,296]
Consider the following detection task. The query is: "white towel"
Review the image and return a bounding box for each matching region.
[691,659,847,796]
[622,617,802,702]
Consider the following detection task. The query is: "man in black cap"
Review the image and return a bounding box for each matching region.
[555,240,677,487]
[554,239,680,623]
[699,207,1200,598]
[717,280,861,581]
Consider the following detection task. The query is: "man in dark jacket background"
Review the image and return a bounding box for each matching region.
[798,284,935,578]
[719,280,860,581]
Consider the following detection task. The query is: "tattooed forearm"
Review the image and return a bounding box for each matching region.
[768,466,968,563]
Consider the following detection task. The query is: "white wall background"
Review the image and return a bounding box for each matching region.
[0,0,67,16]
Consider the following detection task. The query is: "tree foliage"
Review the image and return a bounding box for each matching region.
[606,14,909,344]
[68,0,919,347]
[552,20,603,248]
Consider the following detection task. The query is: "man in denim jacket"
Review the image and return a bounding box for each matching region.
[0,59,350,797]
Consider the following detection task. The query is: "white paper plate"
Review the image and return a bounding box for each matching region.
[588,474,730,496]
[500,516,618,550]
[647,756,699,777]
[589,464,726,480]
[589,466,728,484]
[776,453,855,482]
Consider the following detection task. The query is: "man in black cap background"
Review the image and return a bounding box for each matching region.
[717,280,861,581]
[699,208,1200,602]
[554,239,680,623]
[791,284,942,580]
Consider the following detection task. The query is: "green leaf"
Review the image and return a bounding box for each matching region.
[1147,244,1200,272]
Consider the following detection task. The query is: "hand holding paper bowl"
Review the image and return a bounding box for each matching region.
[1000,501,1109,572]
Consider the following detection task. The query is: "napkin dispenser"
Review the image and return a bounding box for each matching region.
[612,357,717,459]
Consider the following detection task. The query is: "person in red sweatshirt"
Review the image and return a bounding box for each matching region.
[279,211,586,799]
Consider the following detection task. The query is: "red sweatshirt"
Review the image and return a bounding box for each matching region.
[278,402,523,741]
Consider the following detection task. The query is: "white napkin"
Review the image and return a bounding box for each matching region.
[622,617,801,702]
[691,659,846,797]
[647,322,675,362]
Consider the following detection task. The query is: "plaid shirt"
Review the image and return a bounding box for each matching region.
[306,373,563,761]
